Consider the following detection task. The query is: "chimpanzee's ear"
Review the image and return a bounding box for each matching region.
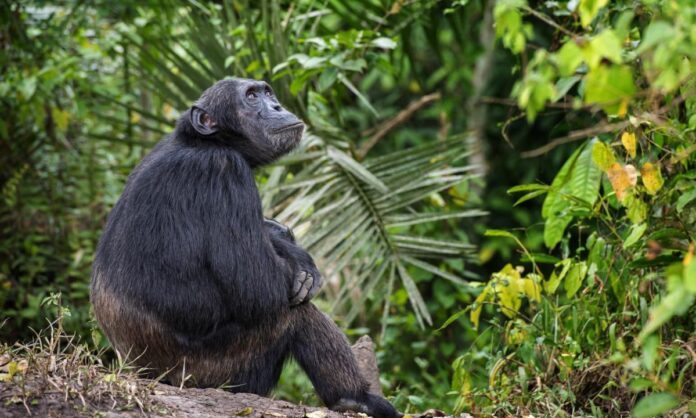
[190,106,218,136]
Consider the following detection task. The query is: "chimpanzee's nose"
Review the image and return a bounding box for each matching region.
[272,104,282,112]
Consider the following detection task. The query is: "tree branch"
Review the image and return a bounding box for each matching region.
[356,92,441,160]
[520,121,630,158]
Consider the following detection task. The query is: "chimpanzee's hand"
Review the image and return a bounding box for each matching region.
[289,256,322,306]
[264,218,295,243]
[263,218,322,305]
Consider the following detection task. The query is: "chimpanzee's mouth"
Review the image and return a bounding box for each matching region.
[272,122,304,134]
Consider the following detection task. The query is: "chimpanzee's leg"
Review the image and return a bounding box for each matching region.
[289,303,401,418]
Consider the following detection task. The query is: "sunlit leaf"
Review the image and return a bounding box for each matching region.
[522,274,541,302]
[584,65,636,115]
[685,244,696,293]
[621,132,637,159]
[625,194,648,224]
[470,287,489,328]
[640,162,664,195]
[578,0,608,27]
[584,29,623,69]
[556,42,583,77]
[592,140,616,170]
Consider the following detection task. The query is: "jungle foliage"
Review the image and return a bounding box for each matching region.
[1,0,694,416]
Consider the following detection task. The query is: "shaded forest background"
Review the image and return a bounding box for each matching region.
[1,0,694,416]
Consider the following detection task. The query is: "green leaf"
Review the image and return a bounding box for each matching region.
[543,145,584,219]
[554,76,581,101]
[578,0,609,27]
[676,188,696,212]
[542,140,601,248]
[556,42,583,77]
[337,72,379,117]
[632,393,679,418]
[520,253,561,264]
[544,215,572,249]
[624,223,647,248]
[625,194,648,224]
[564,261,588,298]
[639,285,695,340]
[584,65,636,115]
[545,259,571,294]
[437,309,467,331]
[485,229,517,239]
[508,183,548,193]
[514,189,548,206]
[641,334,659,371]
[636,21,675,54]
[629,378,655,391]
[19,76,38,99]
[546,140,602,216]
[685,257,696,294]
[317,68,338,92]
[585,30,623,69]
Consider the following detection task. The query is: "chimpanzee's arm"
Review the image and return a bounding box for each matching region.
[264,218,295,243]
[203,150,324,318]
[264,218,322,305]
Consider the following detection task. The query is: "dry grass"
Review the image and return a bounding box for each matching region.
[0,315,167,417]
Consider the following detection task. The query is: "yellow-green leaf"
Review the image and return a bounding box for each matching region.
[557,41,583,76]
[544,259,571,294]
[685,244,696,293]
[583,29,623,69]
[522,274,541,302]
[495,264,522,317]
[592,141,616,170]
[470,287,490,328]
[51,108,70,133]
[584,65,636,115]
[621,132,637,158]
[640,162,664,195]
[578,0,609,27]
[236,407,254,417]
[625,194,648,224]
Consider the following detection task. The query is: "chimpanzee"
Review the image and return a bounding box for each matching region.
[90,78,401,418]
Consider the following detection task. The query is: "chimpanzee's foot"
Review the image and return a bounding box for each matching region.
[331,393,402,418]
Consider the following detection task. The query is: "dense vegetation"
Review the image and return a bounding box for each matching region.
[1,0,694,416]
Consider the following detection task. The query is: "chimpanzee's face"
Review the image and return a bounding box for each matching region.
[233,78,304,153]
[189,78,305,166]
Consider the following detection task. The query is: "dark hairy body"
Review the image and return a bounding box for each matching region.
[90,78,400,418]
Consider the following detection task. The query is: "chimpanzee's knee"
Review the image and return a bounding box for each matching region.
[287,304,401,418]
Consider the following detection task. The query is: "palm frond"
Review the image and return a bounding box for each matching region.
[267,134,485,326]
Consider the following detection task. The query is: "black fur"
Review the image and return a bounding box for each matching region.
[91,78,400,418]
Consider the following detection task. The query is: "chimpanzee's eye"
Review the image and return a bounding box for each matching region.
[264,88,273,97]
[246,90,257,100]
